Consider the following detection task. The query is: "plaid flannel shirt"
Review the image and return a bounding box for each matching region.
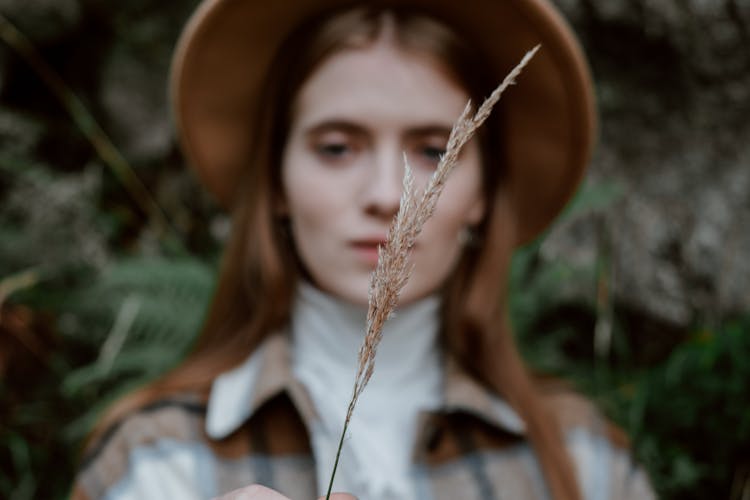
[71,333,654,500]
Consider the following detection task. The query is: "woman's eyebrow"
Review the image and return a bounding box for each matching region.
[404,125,452,140]
[304,120,367,137]
[304,121,452,138]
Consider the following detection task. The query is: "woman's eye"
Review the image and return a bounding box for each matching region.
[315,142,351,159]
[420,145,445,163]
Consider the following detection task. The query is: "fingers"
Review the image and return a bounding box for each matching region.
[213,485,356,500]
[213,484,290,500]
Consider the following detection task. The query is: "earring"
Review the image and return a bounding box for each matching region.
[458,226,480,247]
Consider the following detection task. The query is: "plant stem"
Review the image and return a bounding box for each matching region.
[325,418,350,500]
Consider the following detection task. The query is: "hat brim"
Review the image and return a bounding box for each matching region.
[170,0,596,246]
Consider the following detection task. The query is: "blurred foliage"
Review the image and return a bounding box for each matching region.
[510,185,750,499]
[0,157,215,499]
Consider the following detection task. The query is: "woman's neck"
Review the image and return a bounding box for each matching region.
[290,280,442,388]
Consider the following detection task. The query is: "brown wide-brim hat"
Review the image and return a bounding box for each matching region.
[170,0,596,246]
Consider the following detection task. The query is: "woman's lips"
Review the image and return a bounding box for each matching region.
[350,239,386,265]
[349,238,418,266]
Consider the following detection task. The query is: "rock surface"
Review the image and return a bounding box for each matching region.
[92,1,196,162]
[543,0,750,326]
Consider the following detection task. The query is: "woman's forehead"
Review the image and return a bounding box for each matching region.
[291,43,470,132]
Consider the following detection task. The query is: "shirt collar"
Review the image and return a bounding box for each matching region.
[205,332,315,439]
[205,332,525,439]
[442,356,526,435]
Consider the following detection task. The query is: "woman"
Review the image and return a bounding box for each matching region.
[72,1,654,499]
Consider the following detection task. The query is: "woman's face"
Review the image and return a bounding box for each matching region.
[281,41,485,306]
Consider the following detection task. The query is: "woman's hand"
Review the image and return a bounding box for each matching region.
[214,484,355,500]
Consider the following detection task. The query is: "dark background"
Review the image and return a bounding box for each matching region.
[1,1,749,498]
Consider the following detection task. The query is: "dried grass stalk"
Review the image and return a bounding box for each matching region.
[325,45,540,499]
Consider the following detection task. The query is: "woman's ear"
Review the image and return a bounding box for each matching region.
[465,195,485,225]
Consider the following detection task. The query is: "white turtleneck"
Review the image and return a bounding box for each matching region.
[290,282,443,500]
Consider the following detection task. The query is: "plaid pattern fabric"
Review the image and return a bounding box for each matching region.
[71,334,654,500]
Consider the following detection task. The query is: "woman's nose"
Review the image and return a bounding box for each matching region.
[361,150,404,219]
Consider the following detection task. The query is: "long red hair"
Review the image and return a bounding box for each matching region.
[92,7,581,500]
